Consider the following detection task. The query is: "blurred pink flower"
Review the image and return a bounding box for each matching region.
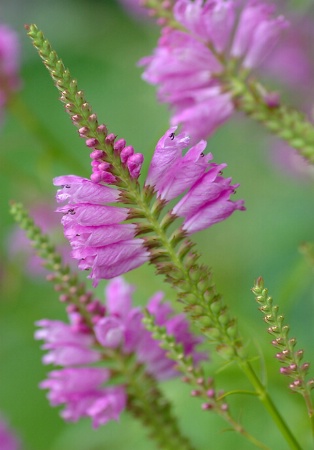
[36,277,206,426]
[0,24,21,119]
[0,416,20,450]
[139,0,288,142]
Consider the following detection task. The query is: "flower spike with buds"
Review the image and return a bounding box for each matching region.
[252,277,314,428]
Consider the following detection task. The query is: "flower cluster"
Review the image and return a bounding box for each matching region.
[0,24,20,119]
[36,277,205,427]
[140,0,289,141]
[53,175,150,285]
[54,128,244,284]
[146,127,245,233]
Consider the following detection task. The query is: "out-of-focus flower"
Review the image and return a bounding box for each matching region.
[139,0,288,142]
[258,9,314,176]
[0,416,20,450]
[0,24,21,119]
[36,277,206,426]
[146,127,245,233]
[117,0,149,19]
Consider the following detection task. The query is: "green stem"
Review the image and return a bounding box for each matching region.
[7,93,86,173]
[239,360,302,450]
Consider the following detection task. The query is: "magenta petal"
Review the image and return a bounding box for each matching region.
[157,140,210,200]
[145,126,190,188]
[183,193,246,234]
[87,387,126,428]
[58,204,129,227]
[64,224,136,248]
[54,176,119,204]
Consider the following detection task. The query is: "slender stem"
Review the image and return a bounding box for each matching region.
[239,360,302,450]
[7,93,86,173]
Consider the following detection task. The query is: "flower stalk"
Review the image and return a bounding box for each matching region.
[252,277,314,440]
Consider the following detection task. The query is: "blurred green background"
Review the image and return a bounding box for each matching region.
[1,0,314,449]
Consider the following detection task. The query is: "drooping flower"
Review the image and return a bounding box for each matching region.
[0,416,20,450]
[139,0,289,141]
[36,277,205,426]
[145,127,245,233]
[0,24,21,119]
[53,175,150,286]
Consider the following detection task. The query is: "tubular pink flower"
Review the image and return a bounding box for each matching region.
[36,277,205,426]
[146,127,245,232]
[140,0,288,141]
[40,368,125,427]
[35,320,101,366]
[53,176,149,286]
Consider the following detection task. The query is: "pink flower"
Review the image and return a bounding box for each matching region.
[36,277,206,426]
[0,24,21,118]
[40,368,126,428]
[53,175,150,286]
[94,277,206,380]
[139,0,288,141]
[0,417,20,450]
[146,127,245,233]
[35,319,101,366]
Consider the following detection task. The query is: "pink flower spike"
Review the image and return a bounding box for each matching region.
[140,0,288,141]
